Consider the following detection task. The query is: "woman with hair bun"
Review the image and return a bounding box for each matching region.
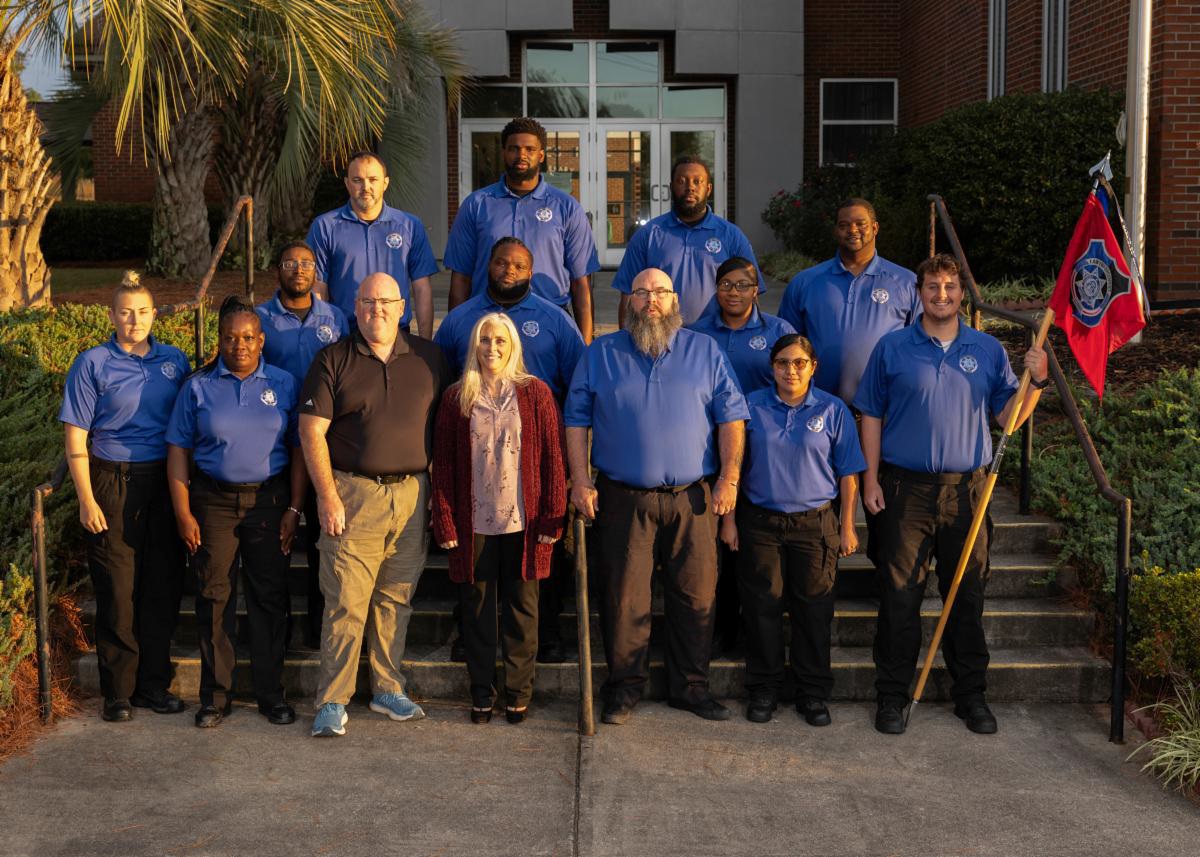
[60,272,192,722]
[166,295,305,728]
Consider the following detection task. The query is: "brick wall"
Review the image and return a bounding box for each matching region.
[1067,0,1129,91]
[1005,0,1042,93]
[897,0,988,127]
[804,0,902,172]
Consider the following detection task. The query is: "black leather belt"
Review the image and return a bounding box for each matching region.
[744,499,832,519]
[91,457,165,475]
[882,463,986,485]
[602,475,696,494]
[347,471,411,485]
[196,471,284,493]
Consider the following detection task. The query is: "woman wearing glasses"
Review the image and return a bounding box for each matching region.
[431,312,566,724]
[721,333,865,726]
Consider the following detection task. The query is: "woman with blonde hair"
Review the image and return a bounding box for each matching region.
[60,271,192,721]
[432,312,566,723]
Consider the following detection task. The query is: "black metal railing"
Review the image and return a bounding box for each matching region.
[27,197,255,722]
[928,194,1133,743]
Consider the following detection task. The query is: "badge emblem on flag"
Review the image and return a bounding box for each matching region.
[806,415,825,433]
[748,336,767,351]
[522,320,541,337]
[535,207,553,223]
[260,389,278,407]
[160,363,178,380]
[316,324,334,344]
[1069,238,1131,328]
[959,355,978,374]
[871,288,890,304]
[385,232,404,249]
[704,237,722,254]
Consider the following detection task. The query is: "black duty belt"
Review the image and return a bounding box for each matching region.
[195,471,285,493]
[90,457,166,475]
[881,463,986,485]
[346,471,412,485]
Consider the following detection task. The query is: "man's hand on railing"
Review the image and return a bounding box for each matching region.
[79,499,108,534]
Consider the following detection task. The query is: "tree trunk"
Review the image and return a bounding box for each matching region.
[271,165,321,242]
[215,65,284,268]
[0,38,59,311]
[146,97,215,279]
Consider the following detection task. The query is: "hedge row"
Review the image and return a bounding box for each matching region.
[762,87,1126,284]
[0,304,216,710]
[41,204,226,263]
[1131,568,1200,683]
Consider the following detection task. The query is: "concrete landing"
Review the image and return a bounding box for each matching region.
[0,701,1194,856]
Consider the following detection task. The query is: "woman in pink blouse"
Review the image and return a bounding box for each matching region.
[432,313,567,723]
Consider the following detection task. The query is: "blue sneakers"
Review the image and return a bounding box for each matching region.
[369,691,425,722]
[312,702,348,737]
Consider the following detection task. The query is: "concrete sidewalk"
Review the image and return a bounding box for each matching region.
[0,700,1194,856]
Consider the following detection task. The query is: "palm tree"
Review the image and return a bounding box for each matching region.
[10,0,465,287]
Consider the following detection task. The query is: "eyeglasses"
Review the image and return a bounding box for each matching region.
[716,280,756,293]
[280,259,316,272]
[631,288,674,301]
[773,358,813,371]
[357,298,402,309]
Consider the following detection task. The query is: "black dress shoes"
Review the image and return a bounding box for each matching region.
[601,700,634,725]
[505,706,529,724]
[470,706,493,724]
[130,690,186,714]
[194,702,233,728]
[668,697,732,721]
[954,699,998,734]
[260,702,296,725]
[102,698,133,722]
[874,701,906,735]
[797,698,832,727]
[745,695,777,723]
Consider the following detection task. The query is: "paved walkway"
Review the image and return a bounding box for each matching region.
[0,700,1193,856]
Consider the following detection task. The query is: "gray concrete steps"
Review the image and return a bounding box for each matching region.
[71,644,1110,703]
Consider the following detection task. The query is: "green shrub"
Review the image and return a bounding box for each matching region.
[1129,680,1200,792]
[762,87,1126,283]
[41,204,227,263]
[1130,568,1200,682]
[1017,368,1200,597]
[760,250,818,284]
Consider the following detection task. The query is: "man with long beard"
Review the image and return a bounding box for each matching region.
[565,268,748,725]
[445,117,599,342]
[612,156,761,327]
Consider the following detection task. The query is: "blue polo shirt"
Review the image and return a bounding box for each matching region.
[166,357,298,483]
[444,177,599,307]
[255,294,349,388]
[564,328,749,488]
[852,318,1019,474]
[611,209,761,325]
[686,304,796,394]
[778,254,919,404]
[305,203,439,327]
[433,291,585,400]
[59,336,192,463]
[742,386,866,513]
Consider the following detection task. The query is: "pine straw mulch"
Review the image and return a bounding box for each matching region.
[0,596,89,764]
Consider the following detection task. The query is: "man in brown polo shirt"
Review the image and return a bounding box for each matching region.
[299,272,449,737]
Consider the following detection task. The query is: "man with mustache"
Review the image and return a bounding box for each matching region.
[305,152,439,338]
[445,117,600,343]
[612,156,761,327]
[565,268,749,725]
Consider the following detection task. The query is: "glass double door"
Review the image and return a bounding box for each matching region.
[461,123,723,267]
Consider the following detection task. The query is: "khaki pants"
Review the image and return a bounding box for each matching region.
[316,470,428,706]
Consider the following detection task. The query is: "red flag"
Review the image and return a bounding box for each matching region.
[1048,192,1146,399]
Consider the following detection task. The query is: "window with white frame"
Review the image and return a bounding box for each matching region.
[819,79,897,167]
[1042,0,1068,92]
[988,0,1008,100]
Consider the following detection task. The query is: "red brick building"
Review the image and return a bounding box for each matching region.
[86,0,1196,302]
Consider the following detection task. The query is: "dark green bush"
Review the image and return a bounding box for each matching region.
[763,87,1126,283]
[1130,568,1200,682]
[42,204,227,263]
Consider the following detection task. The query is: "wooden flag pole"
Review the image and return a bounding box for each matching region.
[909,308,1056,720]
[574,516,595,736]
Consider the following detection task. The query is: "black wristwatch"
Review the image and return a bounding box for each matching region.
[1030,376,1051,390]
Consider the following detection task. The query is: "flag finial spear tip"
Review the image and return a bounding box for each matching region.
[1089,152,1114,182]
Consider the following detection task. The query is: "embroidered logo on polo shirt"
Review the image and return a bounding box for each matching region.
[748,335,767,351]
[260,389,278,406]
[521,320,541,337]
[959,355,979,374]
[806,415,825,433]
[704,237,722,254]
[535,207,553,223]
[385,232,404,249]
[871,288,890,304]
[160,362,179,380]
[316,324,335,343]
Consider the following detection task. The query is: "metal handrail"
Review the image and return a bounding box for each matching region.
[928,194,1133,743]
[27,197,255,722]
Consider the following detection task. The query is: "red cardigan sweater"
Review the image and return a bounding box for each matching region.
[431,378,567,584]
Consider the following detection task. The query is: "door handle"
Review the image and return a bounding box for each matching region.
[651,184,660,202]
[586,210,594,227]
